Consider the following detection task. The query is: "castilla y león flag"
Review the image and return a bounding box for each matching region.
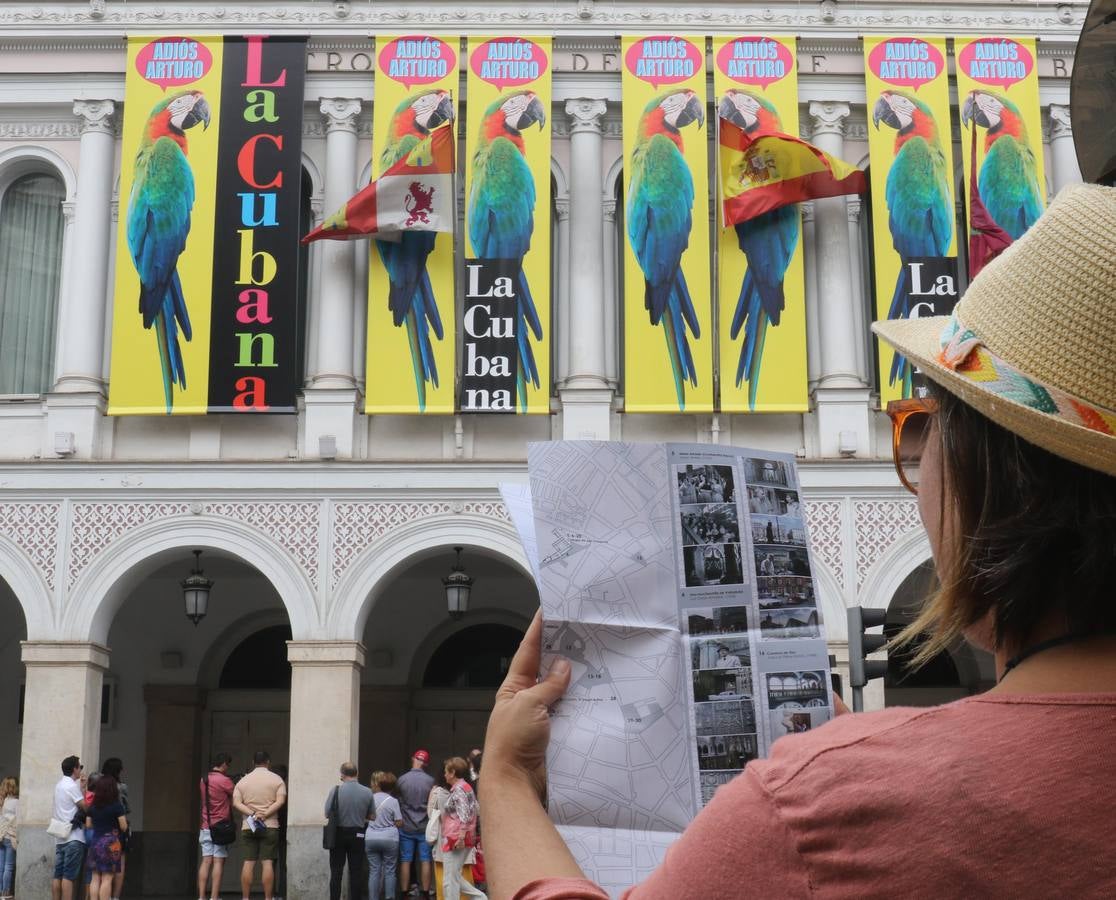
[302,123,454,243]
[718,117,866,226]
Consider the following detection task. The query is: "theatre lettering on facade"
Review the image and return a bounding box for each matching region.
[0,1,1086,896]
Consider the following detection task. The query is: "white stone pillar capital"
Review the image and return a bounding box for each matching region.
[555,197,570,222]
[602,197,617,224]
[808,101,851,140]
[73,99,115,135]
[847,197,862,225]
[1047,104,1082,195]
[319,97,362,134]
[565,98,608,134]
[1048,104,1072,139]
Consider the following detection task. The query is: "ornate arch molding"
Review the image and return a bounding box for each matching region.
[64,514,318,644]
[810,558,848,641]
[857,527,933,611]
[331,507,530,640]
[550,156,568,200]
[0,145,77,200]
[604,154,623,199]
[0,530,53,637]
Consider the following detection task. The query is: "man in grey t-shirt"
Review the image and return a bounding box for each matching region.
[324,762,375,900]
[397,749,436,897]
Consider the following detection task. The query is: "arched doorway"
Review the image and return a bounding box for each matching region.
[358,546,535,778]
[883,561,995,706]
[0,577,27,784]
[101,550,292,896]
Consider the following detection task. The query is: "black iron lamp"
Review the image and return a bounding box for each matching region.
[181,549,214,626]
[443,546,474,619]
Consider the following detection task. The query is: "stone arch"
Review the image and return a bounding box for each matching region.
[0,145,77,201]
[195,606,292,690]
[857,527,933,611]
[604,153,624,199]
[300,151,324,199]
[408,607,532,687]
[550,156,568,200]
[0,533,52,638]
[333,512,532,640]
[810,557,849,641]
[64,515,318,644]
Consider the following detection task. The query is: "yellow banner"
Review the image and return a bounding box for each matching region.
[462,36,552,414]
[109,37,224,414]
[622,35,712,413]
[713,35,806,413]
[367,36,459,414]
[863,36,960,402]
[955,37,1046,246]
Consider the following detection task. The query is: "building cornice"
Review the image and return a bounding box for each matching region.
[0,1,1087,38]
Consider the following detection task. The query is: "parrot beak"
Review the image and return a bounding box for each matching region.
[517,94,547,132]
[872,95,898,131]
[675,92,705,130]
[182,96,211,131]
[718,94,756,131]
[961,92,976,126]
[423,93,455,131]
[963,91,995,129]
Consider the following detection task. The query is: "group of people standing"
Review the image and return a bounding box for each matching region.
[322,748,486,900]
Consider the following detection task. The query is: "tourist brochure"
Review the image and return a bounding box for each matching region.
[502,441,834,896]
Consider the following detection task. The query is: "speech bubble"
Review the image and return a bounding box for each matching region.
[957,38,1033,90]
[135,37,213,91]
[867,38,944,92]
[378,35,456,89]
[470,38,547,90]
[715,37,793,90]
[625,35,703,89]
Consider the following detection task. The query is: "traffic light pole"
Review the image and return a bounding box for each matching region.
[847,606,888,712]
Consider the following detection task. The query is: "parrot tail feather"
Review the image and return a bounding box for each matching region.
[170,271,192,341]
[154,314,174,415]
[403,311,427,413]
[662,309,686,410]
[517,322,540,389]
[418,271,444,341]
[886,259,911,323]
[747,314,770,411]
[674,269,700,338]
[730,269,755,341]
[517,268,543,340]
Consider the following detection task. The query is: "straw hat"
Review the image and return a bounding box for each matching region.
[873,182,1116,478]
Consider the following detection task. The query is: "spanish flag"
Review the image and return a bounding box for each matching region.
[302,124,455,244]
[719,116,866,226]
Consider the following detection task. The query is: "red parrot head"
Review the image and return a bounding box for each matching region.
[962,90,1025,145]
[153,90,210,134]
[394,89,455,137]
[873,90,938,147]
[718,89,782,134]
[492,90,547,134]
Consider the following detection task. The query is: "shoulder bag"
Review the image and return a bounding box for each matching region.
[322,785,339,850]
[204,774,237,846]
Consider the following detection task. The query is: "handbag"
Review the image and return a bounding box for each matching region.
[322,785,339,850]
[424,807,442,844]
[47,817,73,840]
[204,774,237,846]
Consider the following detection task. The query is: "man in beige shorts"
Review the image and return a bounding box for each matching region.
[232,750,287,900]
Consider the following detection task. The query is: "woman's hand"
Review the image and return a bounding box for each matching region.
[483,610,571,803]
[455,837,465,850]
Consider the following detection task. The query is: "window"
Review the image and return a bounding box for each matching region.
[219,625,293,689]
[423,624,524,689]
[0,172,65,394]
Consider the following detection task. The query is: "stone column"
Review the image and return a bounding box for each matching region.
[807,102,871,458]
[801,202,821,388]
[554,198,571,383]
[845,198,869,385]
[285,641,365,900]
[602,198,619,387]
[16,642,109,898]
[560,99,612,440]
[1048,105,1082,196]
[303,99,362,460]
[44,101,115,459]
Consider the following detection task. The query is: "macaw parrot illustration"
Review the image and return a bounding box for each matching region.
[961,90,1044,240]
[718,90,800,410]
[872,90,953,397]
[126,89,210,414]
[627,89,705,410]
[376,89,456,411]
[467,90,547,413]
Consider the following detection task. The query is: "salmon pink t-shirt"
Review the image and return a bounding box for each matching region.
[514,695,1116,898]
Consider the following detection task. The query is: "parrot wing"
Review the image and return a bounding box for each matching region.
[732,205,799,333]
[380,132,420,170]
[884,136,953,260]
[377,230,438,326]
[979,137,1044,240]
[126,136,195,335]
[627,134,696,328]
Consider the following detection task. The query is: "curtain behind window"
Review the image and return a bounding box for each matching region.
[0,172,65,394]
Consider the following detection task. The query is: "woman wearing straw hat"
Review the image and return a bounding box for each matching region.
[480,183,1116,897]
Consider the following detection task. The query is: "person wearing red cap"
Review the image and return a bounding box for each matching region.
[397,750,435,898]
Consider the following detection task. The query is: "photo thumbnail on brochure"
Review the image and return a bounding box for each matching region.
[501,441,834,895]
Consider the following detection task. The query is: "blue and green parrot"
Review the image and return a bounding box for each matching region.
[376,89,455,411]
[467,90,547,413]
[125,89,210,414]
[961,90,1044,240]
[627,89,705,410]
[718,89,800,410]
[872,90,953,397]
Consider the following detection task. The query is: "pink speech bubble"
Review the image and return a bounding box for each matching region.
[135,37,213,91]
[957,38,1033,90]
[470,38,547,90]
[378,36,456,89]
[867,38,944,92]
[715,37,793,90]
[625,36,703,89]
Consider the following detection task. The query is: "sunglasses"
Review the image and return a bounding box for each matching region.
[885,397,938,495]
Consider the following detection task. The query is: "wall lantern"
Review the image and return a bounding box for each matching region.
[443,546,474,619]
[182,549,214,626]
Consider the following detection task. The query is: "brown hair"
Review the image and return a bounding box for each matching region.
[371,770,397,795]
[0,777,16,802]
[443,756,469,780]
[899,383,1116,664]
